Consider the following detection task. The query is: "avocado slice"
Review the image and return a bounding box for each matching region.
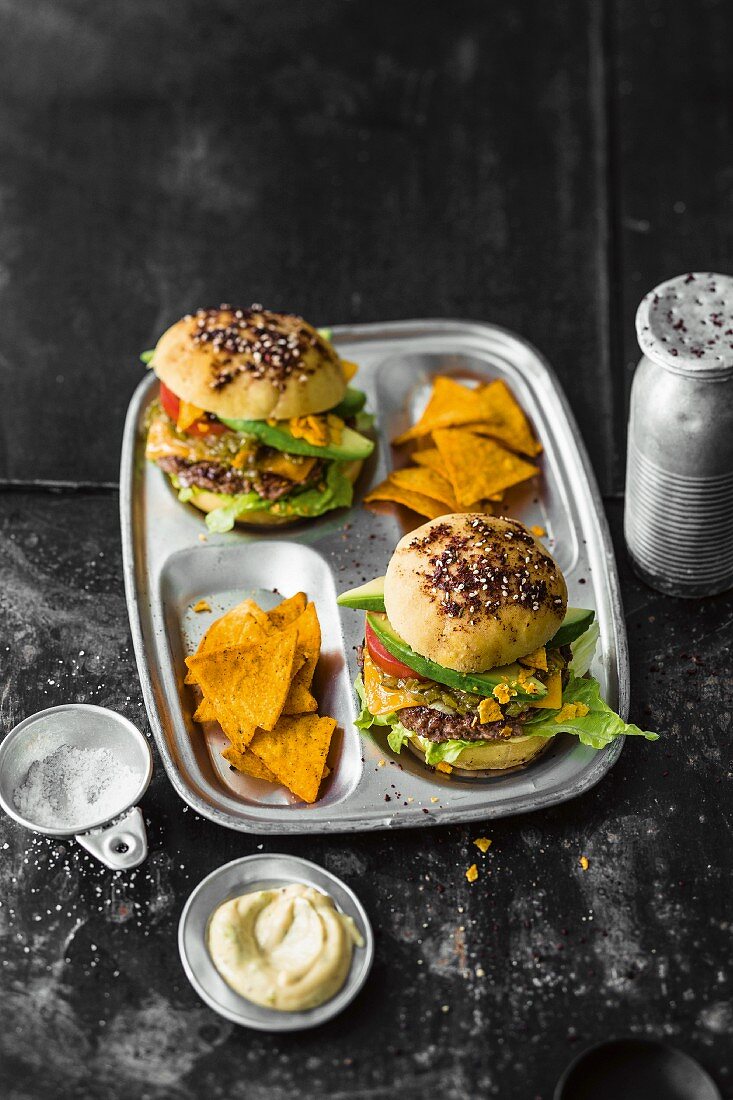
[548,607,595,649]
[330,387,367,419]
[366,613,547,702]
[220,417,374,461]
[337,576,385,612]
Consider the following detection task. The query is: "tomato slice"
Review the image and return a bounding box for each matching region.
[365,619,427,681]
[159,382,227,436]
[159,381,180,421]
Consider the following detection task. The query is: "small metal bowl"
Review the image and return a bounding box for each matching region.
[178,853,374,1031]
[0,704,153,869]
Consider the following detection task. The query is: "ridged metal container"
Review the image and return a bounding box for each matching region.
[625,273,733,597]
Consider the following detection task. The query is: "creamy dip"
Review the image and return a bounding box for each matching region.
[207,883,364,1011]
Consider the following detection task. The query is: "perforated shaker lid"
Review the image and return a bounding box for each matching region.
[636,272,733,376]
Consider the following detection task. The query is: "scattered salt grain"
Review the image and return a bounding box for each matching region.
[13,744,139,829]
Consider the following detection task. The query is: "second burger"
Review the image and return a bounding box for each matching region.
[339,514,656,771]
[144,305,374,531]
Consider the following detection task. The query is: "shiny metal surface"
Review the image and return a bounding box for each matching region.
[178,854,374,1031]
[0,704,152,868]
[121,319,628,833]
[626,273,733,596]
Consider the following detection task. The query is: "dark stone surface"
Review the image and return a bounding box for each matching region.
[611,0,733,489]
[1,2,732,1097]
[0,0,612,489]
[0,491,730,1099]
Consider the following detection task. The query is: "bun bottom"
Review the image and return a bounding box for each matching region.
[169,460,364,528]
[407,731,552,773]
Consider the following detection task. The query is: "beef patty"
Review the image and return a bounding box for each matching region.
[398,706,529,743]
[158,455,322,502]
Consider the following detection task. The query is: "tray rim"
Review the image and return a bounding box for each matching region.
[120,317,627,833]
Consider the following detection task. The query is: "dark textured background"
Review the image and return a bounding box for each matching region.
[0,2,731,1098]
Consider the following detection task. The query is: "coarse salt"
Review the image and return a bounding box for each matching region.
[13,744,139,829]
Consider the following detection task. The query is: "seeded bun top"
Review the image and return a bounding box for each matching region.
[384,514,567,672]
[150,305,347,420]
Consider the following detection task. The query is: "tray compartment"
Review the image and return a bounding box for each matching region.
[372,350,578,575]
[155,541,362,811]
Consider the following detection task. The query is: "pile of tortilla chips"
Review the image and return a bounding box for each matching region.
[364,376,541,519]
[185,592,336,803]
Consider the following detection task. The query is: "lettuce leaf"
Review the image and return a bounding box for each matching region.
[271,459,353,519]
[422,737,475,765]
[523,674,658,749]
[205,492,265,533]
[195,461,354,533]
[354,668,657,762]
[387,724,412,755]
[569,621,600,678]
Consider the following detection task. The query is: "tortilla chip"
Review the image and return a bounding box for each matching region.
[394,376,541,457]
[222,744,277,782]
[194,697,218,723]
[478,697,503,724]
[249,714,337,804]
[282,601,321,715]
[364,478,448,519]
[393,377,484,444]
[185,598,276,685]
[185,610,267,686]
[471,379,541,457]
[185,627,298,743]
[266,592,307,631]
[433,429,539,505]
[199,598,269,653]
[413,448,447,474]
[518,645,548,671]
[413,449,502,503]
[389,466,458,509]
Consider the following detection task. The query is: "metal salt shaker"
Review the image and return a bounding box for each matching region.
[625,272,733,597]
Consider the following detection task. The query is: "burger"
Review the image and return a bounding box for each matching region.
[338,513,656,771]
[143,305,374,531]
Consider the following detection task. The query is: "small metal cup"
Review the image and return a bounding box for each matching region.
[0,704,153,869]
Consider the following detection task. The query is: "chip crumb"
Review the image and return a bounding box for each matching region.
[555,702,590,723]
[530,524,546,537]
[406,796,414,803]
[192,599,211,614]
[377,759,386,768]
[579,855,589,871]
[465,864,479,883]
[492,682,514,705]
[198,533,208,542]
[435,761,453,774]
[474,837,492,854]
[430,796,440,804]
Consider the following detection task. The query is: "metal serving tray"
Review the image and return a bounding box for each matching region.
[120,320,628,834]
